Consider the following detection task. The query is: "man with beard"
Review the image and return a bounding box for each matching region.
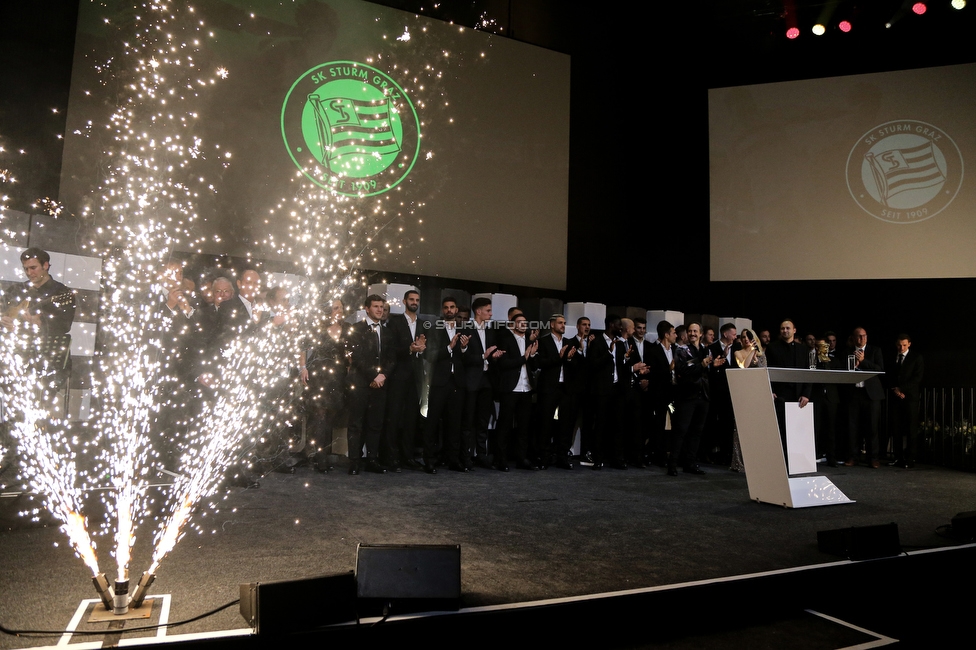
[383,290,427,471]
[422,296,466,474]
[532,313,579,469]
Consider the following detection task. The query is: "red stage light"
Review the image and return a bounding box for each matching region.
[912,2,927,14]
[839,20,852,32]
[786,27,800,39]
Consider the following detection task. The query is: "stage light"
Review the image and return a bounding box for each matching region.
[812,23,826,35]
[951,0,965,9]
[839,20,852,32]
[912,2,927,14]
[786,27,800,39]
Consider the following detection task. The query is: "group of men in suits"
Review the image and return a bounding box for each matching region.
[767,322,925,469]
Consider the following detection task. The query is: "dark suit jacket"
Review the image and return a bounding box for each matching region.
[614,337,641,390]
[708,340,741,385]
[425,321,464,389]
[674,343,709,401]
[587,333,617,397]
[459,321,498,391]
[765,339,812,402]
[346,319,396,390]
[647,342,675,405]
[846,344,885,401]
[533,333,570,394]
[387,313,428,385]
[889,350,924,400]
[492,329,533,393]
[561,335,588,396]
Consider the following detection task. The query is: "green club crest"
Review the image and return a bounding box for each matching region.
[281,61,420,197]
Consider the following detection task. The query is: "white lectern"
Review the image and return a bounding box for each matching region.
[726,367,882,508]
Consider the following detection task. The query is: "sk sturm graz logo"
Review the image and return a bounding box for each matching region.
[281,61,420,197]
[846,120,963,224]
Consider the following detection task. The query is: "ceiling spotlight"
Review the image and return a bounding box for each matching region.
[839,20,852,32]
[950,0,965,9]
[912,2,927,14]
[786,26,800,39]
[812,23,826,35]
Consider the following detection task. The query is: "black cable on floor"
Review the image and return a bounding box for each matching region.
[0,598,241,638]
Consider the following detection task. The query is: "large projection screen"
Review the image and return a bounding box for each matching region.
[709,62,975,282]
[60,0,570,289]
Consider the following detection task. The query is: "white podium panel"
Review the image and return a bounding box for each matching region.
[727,367,864,508]
[785,402,817,475]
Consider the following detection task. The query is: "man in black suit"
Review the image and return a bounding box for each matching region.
[844,327,885,468]
[561,316,591,467]
[345,295,396,474]
[888,333,923,468]
[422,296,465,474]
[614,318,644,468]
[705,322,740,464]
[532,313,578,469]
[764,319,812,450]
[492,314,538,470]
[670,322,711,476]
[628,317,654,466]
[586,314,623,469]
[459,296,502,469]
[382,289,427,471]
[647,320,677,467]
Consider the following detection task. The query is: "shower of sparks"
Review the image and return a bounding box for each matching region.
[1,0,458,587]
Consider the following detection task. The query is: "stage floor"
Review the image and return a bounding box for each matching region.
[1,459,974,648]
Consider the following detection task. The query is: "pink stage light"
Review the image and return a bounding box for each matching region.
[786,26,800,39]
[839,20,852,32]
[912,2,927,14]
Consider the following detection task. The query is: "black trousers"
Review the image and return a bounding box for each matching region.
[347,385,387,460]
[671,396,709,467]
[427,381,464,465]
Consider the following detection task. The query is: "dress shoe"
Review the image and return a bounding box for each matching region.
[580,451,595,466]
[348,462,360,476]
[591,461,604,470]
[423,463,437,475]
[402,459,424,471]
[843,459,856,467]
[683,464,706,475]
[870,460,881,469]
[448,462,469,473]
[365,459,387,474]
[495,462,510,472]
[475,456,494,469]
[611,461,628,470]
[387,461,402,473]
[667,465,678,477]
[556,458,574,470]
[516,458,538,470]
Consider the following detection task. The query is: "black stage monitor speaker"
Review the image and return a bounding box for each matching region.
[817,523,902,560]
[240,571,357,635]
[356,543,461,617]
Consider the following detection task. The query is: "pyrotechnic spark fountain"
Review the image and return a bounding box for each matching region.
[1,0,458,610]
